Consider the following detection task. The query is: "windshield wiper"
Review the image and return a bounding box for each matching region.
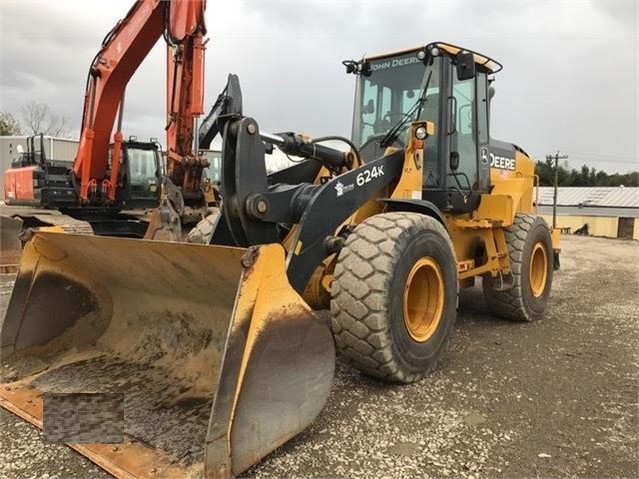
[380,70,433,148]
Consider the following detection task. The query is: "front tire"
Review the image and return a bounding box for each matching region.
[483,214,554,321]
[330,212,458,383]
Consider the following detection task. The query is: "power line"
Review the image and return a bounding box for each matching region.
[530,152,638,166]
[564,155,638,166]
[563,156,638,166]
[546,151,568,230]
[562,151,638,162]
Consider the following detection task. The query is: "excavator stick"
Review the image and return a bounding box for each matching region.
[0,231,334,478]
[0,216,24,274]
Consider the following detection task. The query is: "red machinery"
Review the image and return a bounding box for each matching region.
[74,0,208,215]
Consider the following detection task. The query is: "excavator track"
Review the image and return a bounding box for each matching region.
[19,213,94,235]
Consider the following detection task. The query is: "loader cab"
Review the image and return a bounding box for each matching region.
[199,149,222,205]
[108,139,162,210]
[348,43,500,213]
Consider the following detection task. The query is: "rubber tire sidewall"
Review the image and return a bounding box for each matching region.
[387,225,458,377]
[331,213,458,383]
[484,214,554,321]
[519,217,554,318]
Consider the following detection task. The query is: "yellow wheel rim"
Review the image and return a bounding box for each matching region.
[403,257,445,342]
[529,242,548,298]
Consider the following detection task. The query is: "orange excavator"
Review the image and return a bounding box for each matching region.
[73,0,209,228]
[0,0,211,254]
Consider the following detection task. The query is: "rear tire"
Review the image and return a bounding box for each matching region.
[330,212,458,383]
[483,214,554,321]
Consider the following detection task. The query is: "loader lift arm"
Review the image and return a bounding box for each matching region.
[198,75,405,293]
[74,0,207,213]
[217,115,403,293]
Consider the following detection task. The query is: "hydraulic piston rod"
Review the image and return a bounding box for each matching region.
[260,132,352,170]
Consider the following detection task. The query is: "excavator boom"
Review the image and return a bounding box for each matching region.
[74,0,207,208]
[74,0,164,203]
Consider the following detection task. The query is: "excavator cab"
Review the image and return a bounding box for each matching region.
[109,139,162,210]
[347,43,498,213]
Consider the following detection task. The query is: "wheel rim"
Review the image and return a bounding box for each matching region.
[529,242,548,298]
[403,257,445,342]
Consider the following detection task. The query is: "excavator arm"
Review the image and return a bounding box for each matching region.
[165,0,208,201]
[74,0,207,211]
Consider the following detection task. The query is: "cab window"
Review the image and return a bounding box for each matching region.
[451,73,477,186]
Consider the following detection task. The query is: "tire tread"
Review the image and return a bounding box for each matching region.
[331,212,456,383]
[483,213,552,322]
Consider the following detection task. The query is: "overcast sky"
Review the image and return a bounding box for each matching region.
[1,0,637,174]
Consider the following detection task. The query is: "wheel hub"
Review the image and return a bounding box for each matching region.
[529,242,548,298]
[403,257,444,342]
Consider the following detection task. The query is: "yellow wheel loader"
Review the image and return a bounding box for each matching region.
[0,42,560,478]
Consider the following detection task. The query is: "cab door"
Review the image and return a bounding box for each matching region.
[443,55,491,212]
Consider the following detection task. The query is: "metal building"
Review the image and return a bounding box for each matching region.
[0,136,79,193]
[536,186,639,240]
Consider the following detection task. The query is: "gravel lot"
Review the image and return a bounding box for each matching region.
[1,234,637,478]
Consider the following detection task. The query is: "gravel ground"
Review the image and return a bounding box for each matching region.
[1,234,637,478]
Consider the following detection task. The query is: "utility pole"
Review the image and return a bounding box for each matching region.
[546,151,569,229]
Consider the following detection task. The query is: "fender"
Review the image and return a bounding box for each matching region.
[379,198,447,228]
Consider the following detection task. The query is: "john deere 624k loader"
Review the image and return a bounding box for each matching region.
[0,42,559,478]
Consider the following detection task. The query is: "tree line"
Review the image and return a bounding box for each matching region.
[535,158,637,187]
[0,101,69,137]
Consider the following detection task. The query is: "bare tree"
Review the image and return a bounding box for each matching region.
[0,111,22,135]
[20,100,70,137]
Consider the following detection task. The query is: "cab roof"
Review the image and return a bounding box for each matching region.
[364,41,503,74]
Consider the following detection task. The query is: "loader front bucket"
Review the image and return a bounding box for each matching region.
[0,215,23,273]
[0,231,334,478]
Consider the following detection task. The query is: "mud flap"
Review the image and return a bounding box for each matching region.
[0,216,23,274]
[0,231,335,478]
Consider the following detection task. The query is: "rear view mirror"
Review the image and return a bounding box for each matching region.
[449,151,460,172]
[363,99,375,115]
[456,52,476,81]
